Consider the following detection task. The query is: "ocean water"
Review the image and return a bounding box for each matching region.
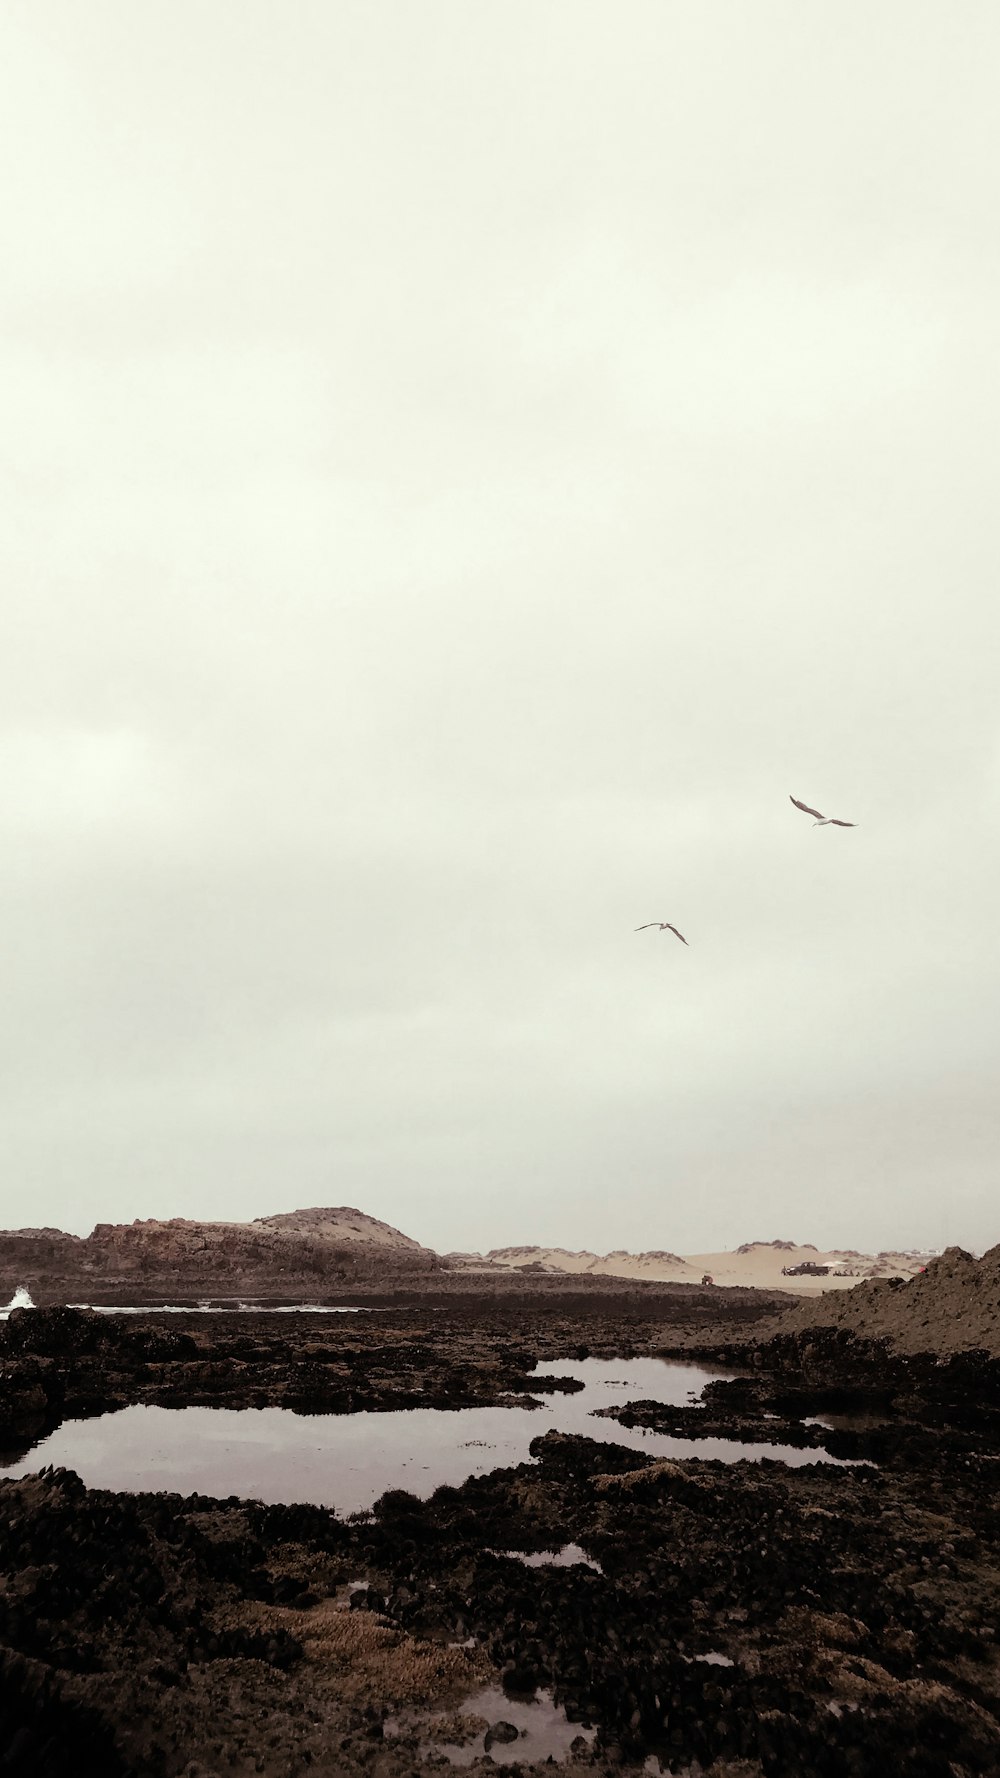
[0,1287,389,1319]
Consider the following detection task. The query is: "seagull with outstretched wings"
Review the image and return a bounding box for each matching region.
[789,795,856,828]
[635,921,688,944]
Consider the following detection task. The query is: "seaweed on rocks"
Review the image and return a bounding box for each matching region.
[3,1296,1000,1773]
[0,1644,132,1778]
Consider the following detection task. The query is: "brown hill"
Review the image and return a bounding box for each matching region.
[766,1245,1000,1356]
[252,1207,428,1250]
[0,1208,438,1303]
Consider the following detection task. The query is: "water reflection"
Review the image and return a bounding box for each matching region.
[387,1684,595,1767]
[496,1543,603,1572]
[803,1411,891,1433]
[0,1357,860,1511]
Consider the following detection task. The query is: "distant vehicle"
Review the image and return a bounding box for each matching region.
[781,1261,831,1277]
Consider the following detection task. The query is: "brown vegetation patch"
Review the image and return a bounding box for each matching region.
[209,1597,491,1710]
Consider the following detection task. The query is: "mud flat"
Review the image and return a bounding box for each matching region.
[2,1283,999,1777]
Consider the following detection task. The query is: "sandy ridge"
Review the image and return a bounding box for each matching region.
[446,1239,935,1295]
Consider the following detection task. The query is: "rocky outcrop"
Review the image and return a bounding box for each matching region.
[0,1229,84,1278]
[756,1244,1000,1356]
[252,1207,429,1250]
[0,1208,439,1303]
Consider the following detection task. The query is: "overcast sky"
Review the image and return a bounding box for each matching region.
[1,2,998,1256]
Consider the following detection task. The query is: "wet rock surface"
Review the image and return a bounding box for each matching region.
[1,1296,999,1775]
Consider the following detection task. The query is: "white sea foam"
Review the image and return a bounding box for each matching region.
[63,1301,386,1315]
[0,1286,34,1320]
[2,1291,392,1321]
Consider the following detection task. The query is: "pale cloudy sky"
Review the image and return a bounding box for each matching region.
[1,2,998,1255]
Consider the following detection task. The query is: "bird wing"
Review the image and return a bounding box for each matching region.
[790,795,825,819]
[662,923,688,945]
[829,819,856,827]
[635,923,659,930]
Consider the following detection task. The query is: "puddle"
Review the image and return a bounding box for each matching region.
[803,1412,891,1433]
[1,1356,863,1511]
[642,1761,710,1777]
[496,1543,603,1572]
[387,1684,595,1766]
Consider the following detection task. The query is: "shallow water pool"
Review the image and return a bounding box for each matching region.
[1,1356,860,1511]
[386,1684,596,1767]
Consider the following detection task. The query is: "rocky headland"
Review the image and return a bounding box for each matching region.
[0,1208,440,1304]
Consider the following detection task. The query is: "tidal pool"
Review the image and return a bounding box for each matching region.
[1,1356,859,1511]
[386,1684,596,1767]
[497,1543,603,1572]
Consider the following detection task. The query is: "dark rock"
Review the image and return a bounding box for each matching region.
[484,1720,520,1746]
[501,1663,539,1695]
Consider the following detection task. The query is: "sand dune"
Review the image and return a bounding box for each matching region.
[451,1239,935,1294]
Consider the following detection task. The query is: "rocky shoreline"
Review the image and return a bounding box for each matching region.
[2,1291,999,1776]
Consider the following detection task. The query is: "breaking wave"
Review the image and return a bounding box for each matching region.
[64,1301,387,1315]
[0,1285,35,1320]
[0,1290,396,1319]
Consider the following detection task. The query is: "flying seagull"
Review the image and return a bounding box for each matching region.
[789,795,856,828]
[636,922,688,944]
